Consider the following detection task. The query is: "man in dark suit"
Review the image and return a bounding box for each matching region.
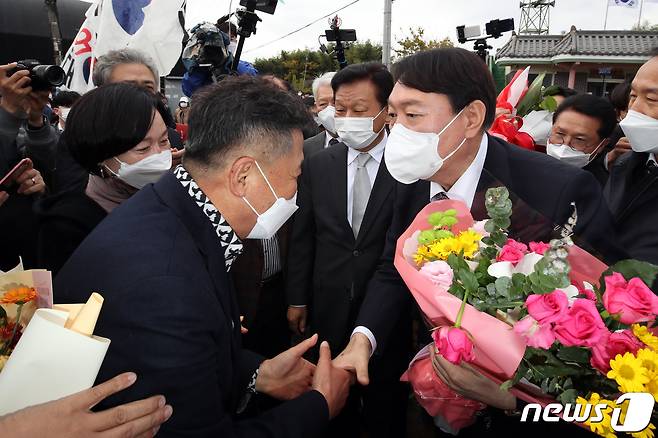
[304,72,341,158]
[231,223,292,358]
[333,48,624,435]
[55,76,351,437]
[605,50,658,266]
[286,62,409,438]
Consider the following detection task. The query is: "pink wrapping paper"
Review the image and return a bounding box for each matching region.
[395,200,527,380]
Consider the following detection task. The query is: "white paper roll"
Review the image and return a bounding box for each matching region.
[0,309,110,415]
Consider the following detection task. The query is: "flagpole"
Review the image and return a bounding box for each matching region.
[637,0,645,28]
[604,0,610,30]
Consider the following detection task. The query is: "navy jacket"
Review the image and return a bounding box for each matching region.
[55,171,328,437]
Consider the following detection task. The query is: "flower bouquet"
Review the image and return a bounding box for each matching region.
[0,262,53,370]
[398,187,658,437]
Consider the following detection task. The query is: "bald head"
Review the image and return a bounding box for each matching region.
[629,56,658,120]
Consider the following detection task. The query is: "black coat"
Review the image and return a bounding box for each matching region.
[604,151,658,265]
[34,190,107,275]
[357,134,626,354]
[286,144,396,350]
[55,172,329,437]
[303,132,326,159]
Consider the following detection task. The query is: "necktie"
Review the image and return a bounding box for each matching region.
[329,138,340,146]
[431,191,449,202]
[352,153,372,238]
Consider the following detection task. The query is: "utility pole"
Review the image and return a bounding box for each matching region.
[45,0,64,64]
[382,0,392,68]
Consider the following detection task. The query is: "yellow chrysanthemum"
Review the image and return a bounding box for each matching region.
[0,355,7,372]
[637,349,658,376]
[632,422,656,438]
[457,230,482,244]
[633,325,658,351]
[577,393,617,438]
[607,352,651,393]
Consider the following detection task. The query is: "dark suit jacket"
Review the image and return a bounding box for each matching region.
[286,143,410,373]
[303,132,327,159]
[231,223,290,325]
[605,151,658,265]
[55,172,328,437]
[356,134,626,354]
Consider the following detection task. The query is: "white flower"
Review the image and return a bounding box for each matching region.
[487,252,544,279]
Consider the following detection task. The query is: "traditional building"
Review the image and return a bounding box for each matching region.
[496,26,658,96]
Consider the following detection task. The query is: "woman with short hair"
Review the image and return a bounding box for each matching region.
[35,83,173,274]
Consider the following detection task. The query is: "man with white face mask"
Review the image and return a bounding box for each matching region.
[605,48,658,266]
[55,76,352,437]
[51,91,80,132]
[286,62,408,438]
[547,94,617,186]
[304,72,340,157]
[333,48,625,436]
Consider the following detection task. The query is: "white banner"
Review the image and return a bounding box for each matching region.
[94,0,186,78]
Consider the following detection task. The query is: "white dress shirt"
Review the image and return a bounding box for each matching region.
[324,131,340,148]
[429,134,488,209]
[353,134,489,355]
[346,132,387,227]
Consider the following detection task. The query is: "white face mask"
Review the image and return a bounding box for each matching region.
[335,107,386,150]
[110,149,172,189]
[384,109,466,184]
[317,105,337,135]
[60,107,71,122]
[546,141,603,168]
[243,161,299,239]
[228,41,238,55]
[620,109,658,154]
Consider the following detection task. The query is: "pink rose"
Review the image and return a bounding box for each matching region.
[506,239,528,253]
[496,247,525,265]
[526,290,569,325]
[432,326,475,365]
[602,273,658,325]
[420,261,454,290]
[576,283,597,302]
[590,330,642,374]
[529,242,551,255]
[553,299,608,347]
[513,316,556,349]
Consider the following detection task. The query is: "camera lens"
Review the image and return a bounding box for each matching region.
[32,65,66,87]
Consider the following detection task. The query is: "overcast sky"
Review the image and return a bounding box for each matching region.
[185,0,658,62]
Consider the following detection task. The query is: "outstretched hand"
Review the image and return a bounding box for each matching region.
[0,372,172,438]
[256,334,317,400]
[333,333,372,386]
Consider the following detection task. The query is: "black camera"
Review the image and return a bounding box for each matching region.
[9,59,65,91]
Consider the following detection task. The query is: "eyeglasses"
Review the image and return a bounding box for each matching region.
[549,132,591,150]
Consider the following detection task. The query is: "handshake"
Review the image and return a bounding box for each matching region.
[255,333,360,419]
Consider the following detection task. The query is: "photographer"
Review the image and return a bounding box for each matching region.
[0,62,51,270]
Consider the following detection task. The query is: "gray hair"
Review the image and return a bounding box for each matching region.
[92,49,159,86]
[311,72,336,100]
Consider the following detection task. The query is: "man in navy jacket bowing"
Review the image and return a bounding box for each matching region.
[55,76,350,437]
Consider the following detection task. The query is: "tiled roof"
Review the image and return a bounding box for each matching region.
[497,26,658,61]
[496,35,563,59]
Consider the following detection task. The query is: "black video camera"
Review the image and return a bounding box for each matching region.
[9,59,65,91]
